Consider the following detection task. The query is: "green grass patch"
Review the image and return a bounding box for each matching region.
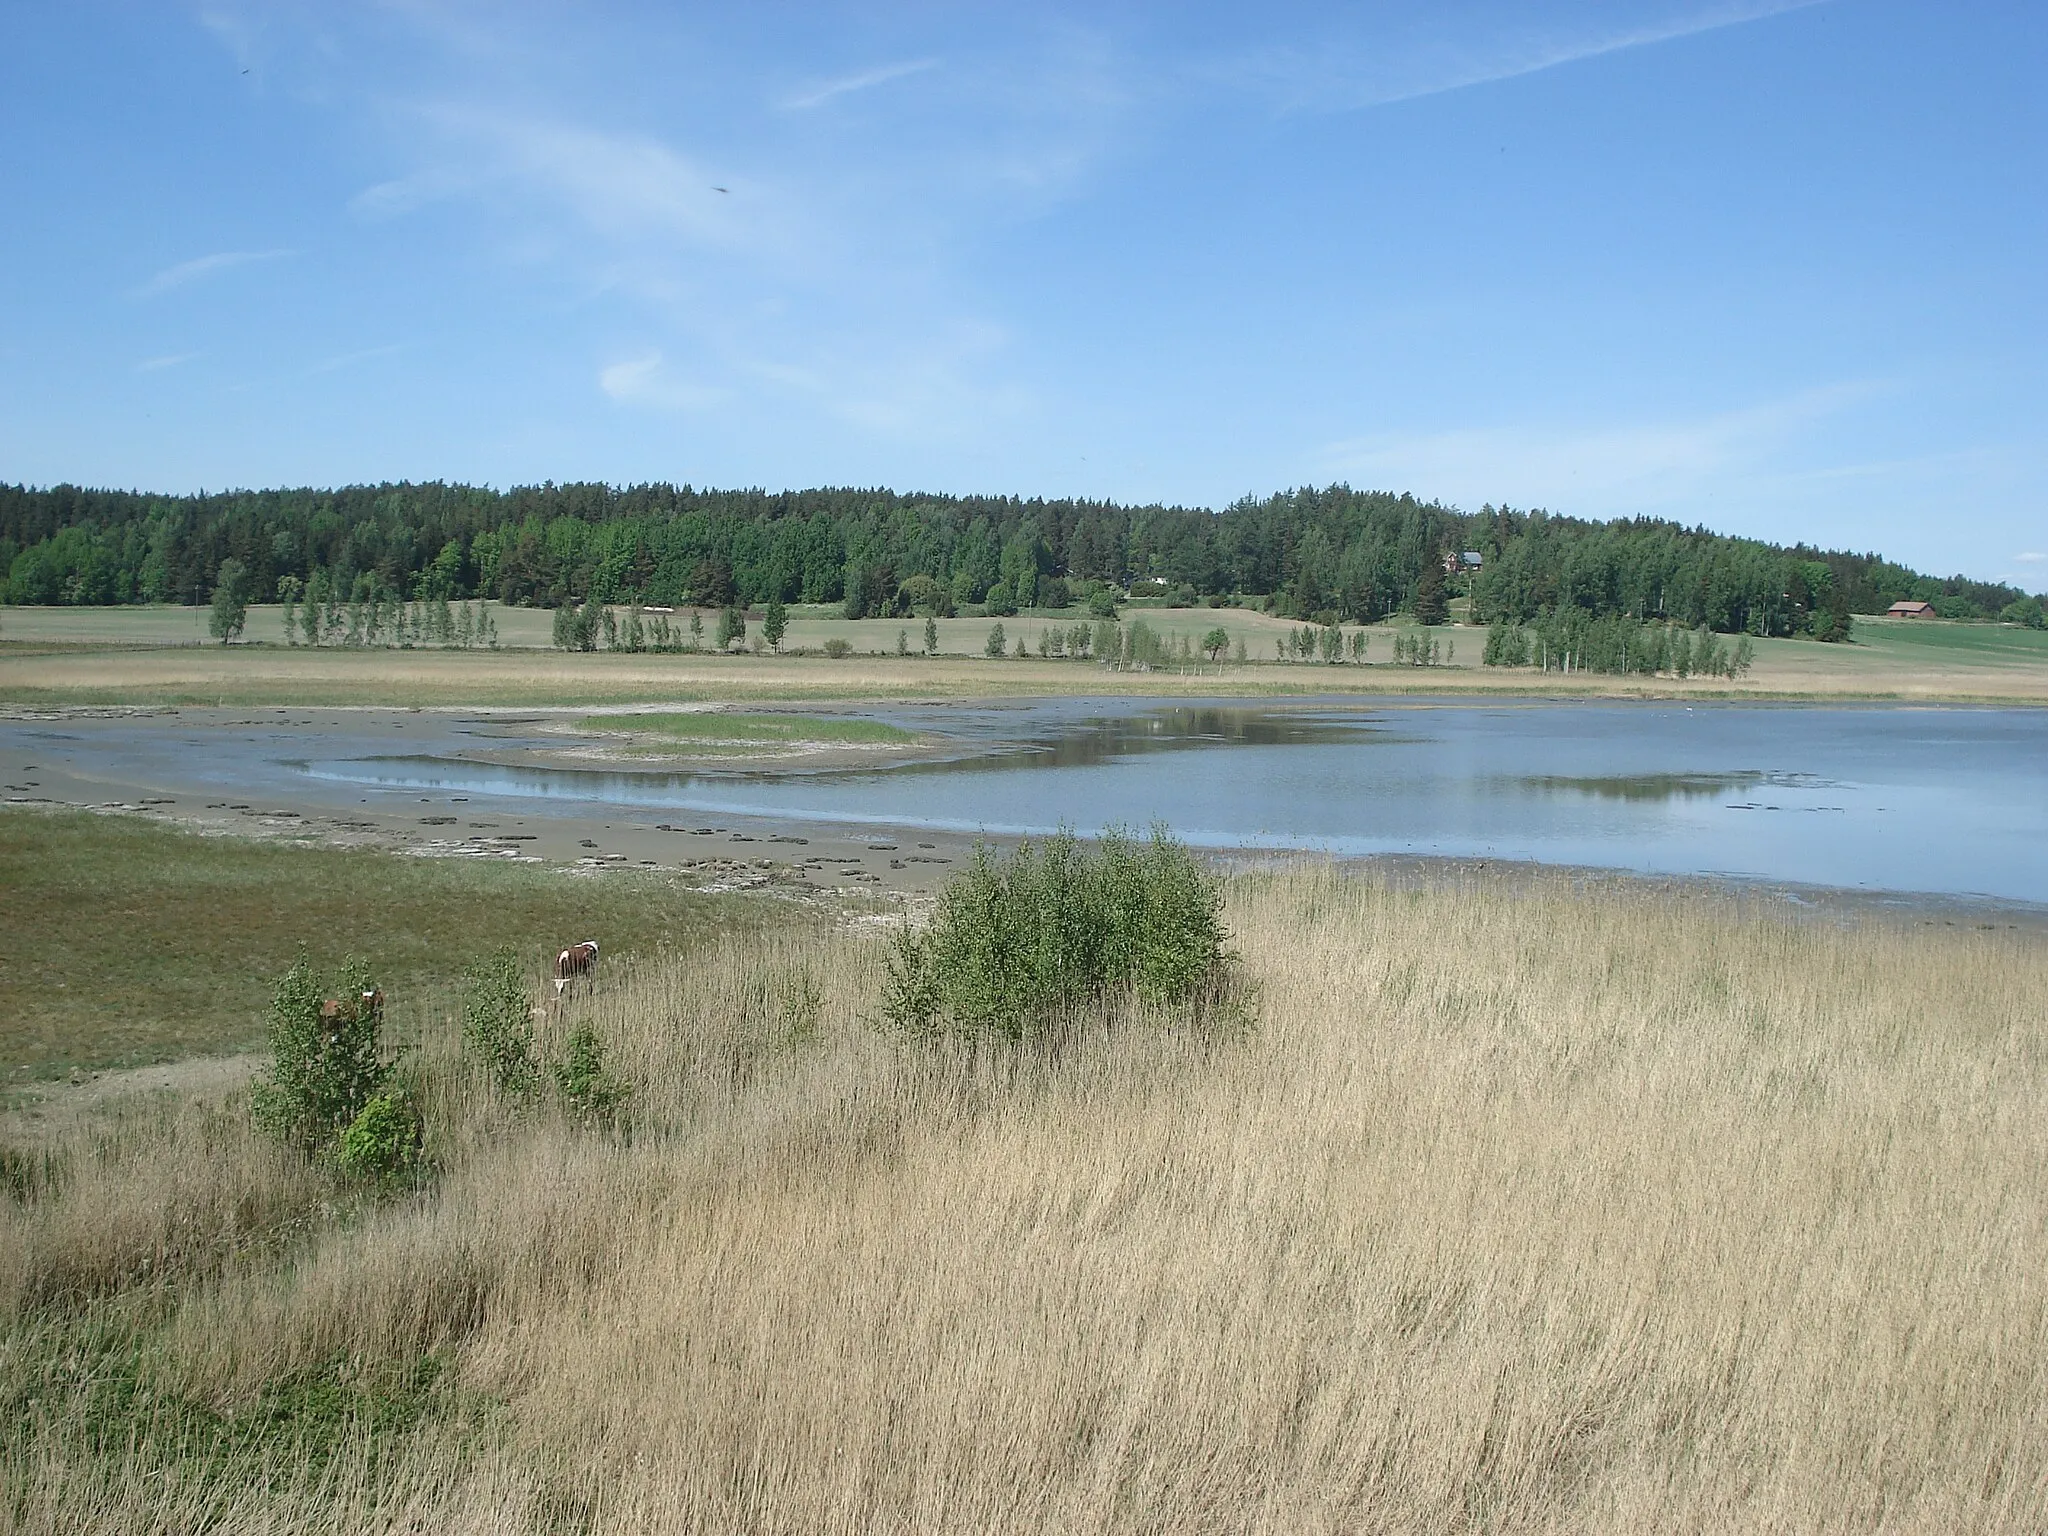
[580,711,919,746]
[0,808,764,1081]
[1851,620,2048,663]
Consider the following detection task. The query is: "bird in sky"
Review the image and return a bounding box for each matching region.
[711,186,728,193]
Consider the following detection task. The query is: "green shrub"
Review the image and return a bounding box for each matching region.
[337,1089,424,1184]
[252,954,391,1157]
[823,637,853,658]
[463,948,540,1098]
[554,1025,631,1126]
[885,827,1230,1040]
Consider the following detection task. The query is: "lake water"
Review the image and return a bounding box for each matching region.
[304,699,2048,905]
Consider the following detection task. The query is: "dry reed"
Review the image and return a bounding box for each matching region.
[5,868,2046,1532]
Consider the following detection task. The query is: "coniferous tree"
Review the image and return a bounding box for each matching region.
[1414,558,1449,627]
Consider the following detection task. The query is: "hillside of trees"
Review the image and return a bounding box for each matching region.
[1,480,2038,637]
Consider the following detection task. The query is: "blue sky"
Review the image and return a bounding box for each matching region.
[1,2,2042,585]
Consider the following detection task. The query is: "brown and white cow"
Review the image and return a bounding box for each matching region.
[318,988,384,1026]
[554,940,599,995]
[316,988,384,1053]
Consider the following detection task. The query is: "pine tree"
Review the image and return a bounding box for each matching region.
[1414,558,1449,627]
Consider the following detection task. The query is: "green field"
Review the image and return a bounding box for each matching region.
[5,605,2048,705]
[0,808,770,1082]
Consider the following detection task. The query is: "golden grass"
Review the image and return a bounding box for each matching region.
[5,867,2047,1531]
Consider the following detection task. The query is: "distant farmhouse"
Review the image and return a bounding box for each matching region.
[1443,551,1484,574]
[1886,600,1936,619]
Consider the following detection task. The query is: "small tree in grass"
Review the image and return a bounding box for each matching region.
[463,947,540,1099]
[209,557,252,644]
[253,952,392,1158]
[985,622,1007,658]
[1202,626,1229,662]
[278,575,304,644]
[763,598,788,652]
[554,1024,630,1126]
[925,615,939,655]
[717,605,747,649]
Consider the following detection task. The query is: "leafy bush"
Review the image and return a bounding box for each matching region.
[337,1089,424,1184]
[823,637,853,658]
[252,954,391,1157]
[463,948,540,1099]
[885,827,1231,1040]
[554,1025,630,1126]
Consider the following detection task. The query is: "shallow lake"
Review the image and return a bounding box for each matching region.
[304,699,2048,904]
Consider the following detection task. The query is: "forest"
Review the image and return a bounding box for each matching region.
[1,479,2038,638]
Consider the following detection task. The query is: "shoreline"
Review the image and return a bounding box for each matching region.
[6,696,2045,927]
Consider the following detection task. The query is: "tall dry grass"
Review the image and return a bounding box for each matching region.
[5,869,2046,1532]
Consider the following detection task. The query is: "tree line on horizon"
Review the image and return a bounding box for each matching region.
[1,479,2039,638]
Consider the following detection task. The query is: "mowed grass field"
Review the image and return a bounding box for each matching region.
[4,859,2045,1530]
[0,808,771,1082]
[6,605,2048,705]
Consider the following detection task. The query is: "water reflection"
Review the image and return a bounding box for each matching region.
[1509,771,1838,802]
[893,705,1400,773]
[287,699,2048,903]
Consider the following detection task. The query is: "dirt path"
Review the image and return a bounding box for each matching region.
[2,1052,260,1140]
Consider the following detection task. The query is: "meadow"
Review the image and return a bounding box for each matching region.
[0,809,768,1084]
[5,606,2048,706]
[4,853,2044,1532]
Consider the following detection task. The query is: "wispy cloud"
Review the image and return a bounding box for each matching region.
[779,58,940,111]
[132,248,292,298]
[413,109,744,247]
[310,344,402,375]
[1214,1,1829,112]
[2015,551,2047,564]
[1316,381,1881,513]
[599,353,728,412]
[134,351,201,373]
[350,168,471,220]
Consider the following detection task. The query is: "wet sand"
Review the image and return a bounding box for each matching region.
[0,703,997,901]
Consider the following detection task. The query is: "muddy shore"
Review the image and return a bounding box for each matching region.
[0,703,1004,900]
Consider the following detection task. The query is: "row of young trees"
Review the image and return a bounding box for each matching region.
[1482,615,1755,678]
[5,479,2038,639]
[199,556,502,647]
